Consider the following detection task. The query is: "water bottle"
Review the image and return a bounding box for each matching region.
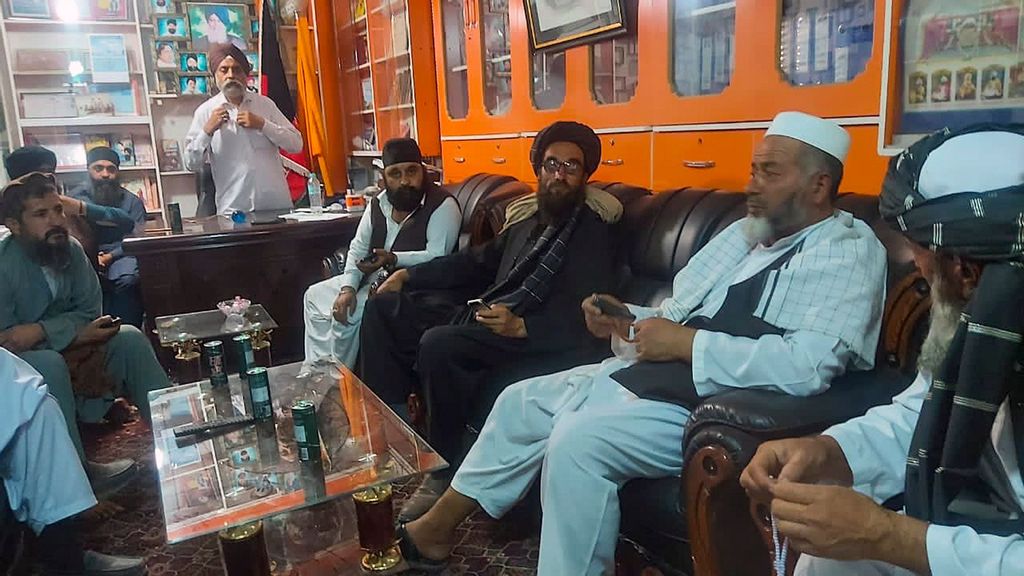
[307,172,323,215]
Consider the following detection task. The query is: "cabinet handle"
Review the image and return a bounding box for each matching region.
[491,157,506,164]
[683,160,716,169]
[601,159,624,166]
[453,156,466,163]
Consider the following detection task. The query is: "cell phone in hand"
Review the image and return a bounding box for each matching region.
[592,296,635,320]
[100,316,122,329]
[359,254,377,265]
[466,298,492,310]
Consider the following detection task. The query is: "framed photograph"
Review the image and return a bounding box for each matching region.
[179,51,208,72]
[524,0,626,50]
[156,70,178,94]
[981,64,1006,100]
[955,67,977,101]
[16,49,68,71]
[244,51,258,72]
[155,15,189,39]
[929,69,950,103]
[8,0,50,18]
[1010,63,1024,99]
[89,0,128,20]
[179,74,208,95]
[150,0,172,14]
[154,41,178,69]
[250,18,258,38]
[88,34,129,83]
[186,3,250,51]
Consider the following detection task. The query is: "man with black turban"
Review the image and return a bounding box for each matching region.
[359,120,621,515]
[742,124,1024,575]
[184,42,302,215]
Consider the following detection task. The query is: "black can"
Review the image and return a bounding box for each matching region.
[247,367,273,422]
[291,400,321,464]
[233,334,255,378]
[204,340,228,388]
[167,202,183,233]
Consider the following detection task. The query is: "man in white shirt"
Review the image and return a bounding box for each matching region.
[184,42,303,215]
[741,126,1024,575]
[301,138,460,369]
[396,112,888,575]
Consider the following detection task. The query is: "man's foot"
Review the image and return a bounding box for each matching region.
[398,473,451,523]
[86,459,137,499]
[396,523,447,572]
[105,399,139,426]
[41,550,146,576]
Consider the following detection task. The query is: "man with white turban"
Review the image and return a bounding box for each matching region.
[742,123,1024,575]
[397,112,888,575]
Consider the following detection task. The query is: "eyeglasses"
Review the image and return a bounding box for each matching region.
[542,157,584,176]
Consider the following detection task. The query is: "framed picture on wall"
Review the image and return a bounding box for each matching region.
[89,0,128,20]
[8,0,50,18]
[186,3,249,50]
[155,15,189,39]
[524,0,626,50]
[155,41,178,69]
[179,74,208,95]
[179,51,208,72]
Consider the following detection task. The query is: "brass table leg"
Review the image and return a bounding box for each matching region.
[171,339,201,384]
[353,484,401,571]
[219,521,272,576]
[249,328,273,367]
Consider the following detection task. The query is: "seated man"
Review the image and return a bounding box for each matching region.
[69,147,148,328]
[397,112,888,575]
[741,126,1024,575]
[361,121,621,514]
[0,172,171,494]
[1,347,145,576]
[302,138,461,369]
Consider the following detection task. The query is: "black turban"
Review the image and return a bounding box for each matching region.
[5,146,56,179]
[209,42,251,75]
[530,121,601,176]
[87,146,120,167]
[382,138,422,167]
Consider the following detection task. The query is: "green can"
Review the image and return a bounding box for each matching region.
[233,334,255,378]
[247,367,273,421]
[291,400,321,464]
[204,340,228,388]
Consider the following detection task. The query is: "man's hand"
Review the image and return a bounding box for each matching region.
[374,269,409,295]
[98,252,114,269]
[632,318,695,362]
[740,436,853,504]
[236,110,265,130]
[204,104,229,135]
[331,288,357,324]
[75,316,120,346]
[0,323,46,353]
[475,304,527,338]
[356,249,397,275]
[582,294,632,340]
[770,481,929,572]
[58,195,84,217]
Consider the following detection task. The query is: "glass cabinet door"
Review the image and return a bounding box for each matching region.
[441,0,469,119]
[891,0,1024,146]
[532,49,565,110]
[370,0,416,143]
[347,0,377,151]
[672,0,736,96]
[480,0,512,116]
[592,34,638,105]
[779,0,874,86]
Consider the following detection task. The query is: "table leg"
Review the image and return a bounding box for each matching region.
[250,329,273,367]
[171,340,201,384]
[353,484,402,571]
[219,521,272,576]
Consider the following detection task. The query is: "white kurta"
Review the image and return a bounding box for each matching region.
[302,193,461,368]
[796,371,1024,576]
[453,214,887,576]
[184,91,303,215]
[0,348,95,534]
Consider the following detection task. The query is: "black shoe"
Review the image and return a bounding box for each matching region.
[396,523,446,573]
[397,473,450,523]
[86,459,137,499]
[41,551,146,576]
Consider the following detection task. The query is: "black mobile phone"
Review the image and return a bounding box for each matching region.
[592,296,635,320]
[466,298,492,309]
[101,316,122,329]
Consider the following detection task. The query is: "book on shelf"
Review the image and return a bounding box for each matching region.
[84,134,111,150]
[159,139,182,171]
[112,133,136,166]
[20,92,77,119]
[15,49,69,71]
[75,93,116,117]
[121,174,157,211]
[135,139,155,166]
[28,133,87,169]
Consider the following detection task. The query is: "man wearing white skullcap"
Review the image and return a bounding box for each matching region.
[742,123,1024,576]
[396,111,888,576]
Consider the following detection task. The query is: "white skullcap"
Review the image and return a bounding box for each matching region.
[918,131,1024,200]
[765,111,851,164]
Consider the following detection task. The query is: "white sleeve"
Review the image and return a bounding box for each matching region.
[690,330,850,397]
[338,209,374,291]
[823,372,927,502]
[183,105,213,172]
[258,100,303,153]
[925,524,1024,576]
[393,197,461,268]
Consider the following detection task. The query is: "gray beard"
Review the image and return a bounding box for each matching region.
[742,217,773,245]
[917,271,967,375]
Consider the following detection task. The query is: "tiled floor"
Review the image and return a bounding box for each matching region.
[52,420,541,576]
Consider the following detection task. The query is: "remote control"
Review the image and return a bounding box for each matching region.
[173,414,255,438]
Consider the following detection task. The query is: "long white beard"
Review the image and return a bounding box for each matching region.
[917,274,965,375]
[742,216,773,245]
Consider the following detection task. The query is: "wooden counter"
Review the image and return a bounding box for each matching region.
[124,211,360,369]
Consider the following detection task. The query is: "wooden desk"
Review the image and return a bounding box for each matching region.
[124,212,360,369]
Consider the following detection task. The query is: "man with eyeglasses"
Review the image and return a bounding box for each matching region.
[301,138,461,371]
[69,146,147,329]
[359,121,622,518]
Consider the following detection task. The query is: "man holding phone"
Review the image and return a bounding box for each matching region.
[0,172,171,495]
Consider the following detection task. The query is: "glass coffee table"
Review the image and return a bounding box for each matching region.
[154,305,278,373]
[148,360,447,573]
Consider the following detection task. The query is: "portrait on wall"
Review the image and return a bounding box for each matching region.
[955,67,977,101]
[525,0,626,50]
[981,64,1006,99]
[155,41,178,69]
[151,0,172,14]
[930,69,951,103]
[179,52,208,72]
[179,74,208,95]
[186,3,249,50]
[919,6,1020,62]
[156,71,178,94]
[8,0,50,18]
[90,0,129,20]
[245,51,259,72]
[1009,63,1024,98]
[907,71,927,105]
[156,16,189,40]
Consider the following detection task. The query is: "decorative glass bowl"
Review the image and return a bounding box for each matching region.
[218,297,251,331]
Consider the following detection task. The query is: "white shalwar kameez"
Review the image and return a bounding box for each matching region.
[453,212,888,575]
[0,348,96,534]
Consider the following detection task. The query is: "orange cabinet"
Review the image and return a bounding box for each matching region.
[838,125,890,194]
[442,138,525,184]
[653,130,760,191]
[590,132,653,189]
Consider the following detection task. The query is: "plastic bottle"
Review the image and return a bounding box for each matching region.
[307,172,323,215]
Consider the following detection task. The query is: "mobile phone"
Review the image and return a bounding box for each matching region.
[359,255,377,265]
[592,296,635,320]
[100,316,122,329]
[466,298,492,309]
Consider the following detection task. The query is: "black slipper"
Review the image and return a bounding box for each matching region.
[396,523,447,572]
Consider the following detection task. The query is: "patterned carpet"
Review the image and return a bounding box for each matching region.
[41,420,542,576]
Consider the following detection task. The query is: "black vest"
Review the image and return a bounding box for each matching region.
[610,244,802,408]
[368,184,452,258]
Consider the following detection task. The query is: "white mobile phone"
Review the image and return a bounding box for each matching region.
[466,298,492,309]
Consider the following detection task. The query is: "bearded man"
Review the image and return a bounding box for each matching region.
[301,138,461,369]
[69,146,147,328]
[184,42,302,215]
[741,124,1024,575]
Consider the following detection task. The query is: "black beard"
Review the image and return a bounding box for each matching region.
[386,183,425,212]
[23,228,71,269]
[537,179,585,224]
[93,179,123,207]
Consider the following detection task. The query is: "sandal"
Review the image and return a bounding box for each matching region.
[396,523,447,572]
